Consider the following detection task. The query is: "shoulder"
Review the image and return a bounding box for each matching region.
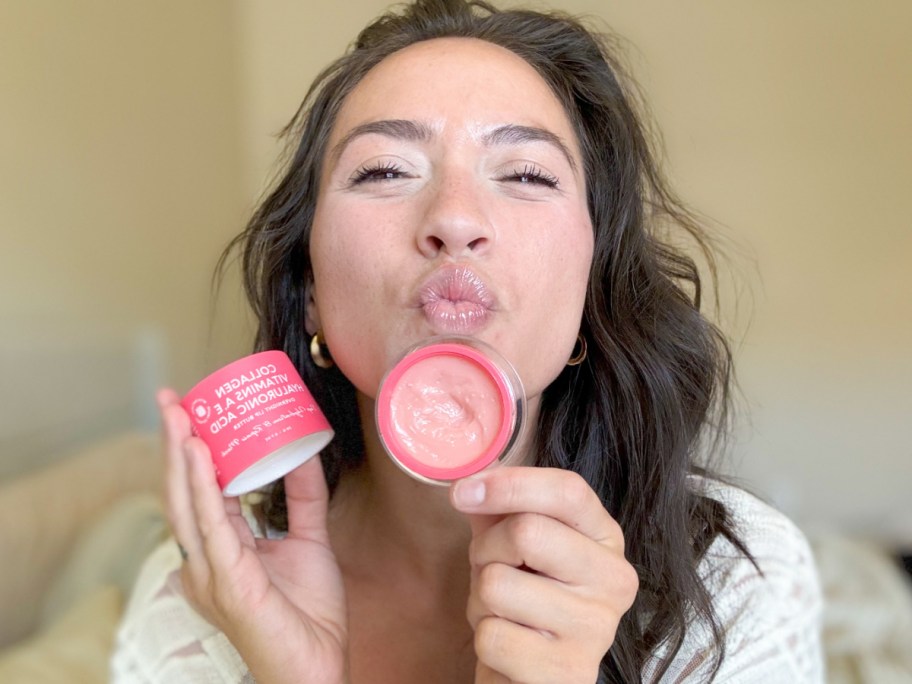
[646,478,825,682]
[697,478,824,680]
[110,539,252,683]
[694,476,819,592]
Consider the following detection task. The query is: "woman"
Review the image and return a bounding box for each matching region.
[112,1,823,682]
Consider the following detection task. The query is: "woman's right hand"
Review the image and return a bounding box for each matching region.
[158,388,349,684]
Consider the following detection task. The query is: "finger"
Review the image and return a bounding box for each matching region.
[283,456,331,544]
[157,388,188,459]
[470,562,627,649]
[158,388,189,462]
[155,387,182,411]
[451,467,622,548]
[225,489,258,549]
[468,512,606,584]
[185,437,245,572]
[468,561,579,635]
[465,512,505,542]
[475,616,567,684]
[474,662,512,684]
[160,394,204,559]
[155,388,191,529]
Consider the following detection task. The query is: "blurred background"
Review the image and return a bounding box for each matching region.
[0,0,910,678]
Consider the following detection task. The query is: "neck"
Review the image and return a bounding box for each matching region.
[327,393,472,593]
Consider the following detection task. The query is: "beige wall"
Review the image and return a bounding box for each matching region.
[2,1,909,542]
[0,0,251,466]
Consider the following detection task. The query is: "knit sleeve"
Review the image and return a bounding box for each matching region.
[108,539,255,683]
[642,480,825,683]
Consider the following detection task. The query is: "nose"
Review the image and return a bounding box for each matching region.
[416,173,494,259]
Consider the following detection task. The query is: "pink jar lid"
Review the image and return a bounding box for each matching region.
[182,350,333,496]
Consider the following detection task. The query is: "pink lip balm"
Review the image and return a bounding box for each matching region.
[376,337,525,484]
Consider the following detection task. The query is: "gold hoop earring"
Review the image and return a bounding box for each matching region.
[566,334,587,366]
[309,331,334,369]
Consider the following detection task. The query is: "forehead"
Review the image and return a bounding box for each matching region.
[331,37,579,148]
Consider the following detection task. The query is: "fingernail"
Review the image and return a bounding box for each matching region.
[454,478,486,508]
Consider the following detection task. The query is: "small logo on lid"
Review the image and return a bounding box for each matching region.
[190,398,211,424]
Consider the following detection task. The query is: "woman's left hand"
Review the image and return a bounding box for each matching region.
[450,467,639,684]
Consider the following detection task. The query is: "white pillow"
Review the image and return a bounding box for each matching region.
[40,493,167,628]
[0,585,123,684]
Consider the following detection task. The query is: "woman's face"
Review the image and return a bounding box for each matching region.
[310,37,593,405]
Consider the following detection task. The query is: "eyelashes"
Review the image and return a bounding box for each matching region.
[349,162,408,185]
[348,161,560,189]
[508,164,559,189]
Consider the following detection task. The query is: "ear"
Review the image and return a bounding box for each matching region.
[304,280,321,336]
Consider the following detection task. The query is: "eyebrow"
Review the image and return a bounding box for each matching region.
[328,119,434,168]
[328,119,578,173]
[482,124,578,174]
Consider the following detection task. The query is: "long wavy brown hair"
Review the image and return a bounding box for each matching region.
[219,1,751,680]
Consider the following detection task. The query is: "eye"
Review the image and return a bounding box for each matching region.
[349,162,410,185]
[501,164,559,189]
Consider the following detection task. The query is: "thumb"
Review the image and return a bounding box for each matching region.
[283,455,331,542]
[450,478,503,538]
[475,661,511,684]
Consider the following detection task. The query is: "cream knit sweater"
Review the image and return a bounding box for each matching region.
[111,478,824,683]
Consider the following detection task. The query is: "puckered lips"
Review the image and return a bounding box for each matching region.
[416,264,496,335]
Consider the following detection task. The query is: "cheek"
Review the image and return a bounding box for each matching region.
[501,209,593,396]
[533,208,593,306]
[311,203,385,299]
[310,203,412,396]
